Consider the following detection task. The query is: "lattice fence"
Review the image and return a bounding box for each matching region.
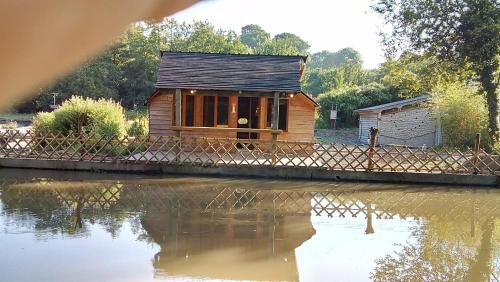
[1,130,499,175]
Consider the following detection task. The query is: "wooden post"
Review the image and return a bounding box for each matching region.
[175,89,182,161]
[473,133,481,175]
[271,92,280,165]
[367,127,378,171]
[77,113,84,156]
[175,89,182,130]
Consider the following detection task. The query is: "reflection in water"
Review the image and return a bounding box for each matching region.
[0,171,499,281]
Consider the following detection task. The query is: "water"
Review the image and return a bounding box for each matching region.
[0,169,499,282]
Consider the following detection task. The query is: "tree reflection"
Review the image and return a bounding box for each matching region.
[369,192,500,282]
[0,180,125,236]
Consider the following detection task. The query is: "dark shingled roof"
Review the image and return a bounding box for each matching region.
[155,52,306,93]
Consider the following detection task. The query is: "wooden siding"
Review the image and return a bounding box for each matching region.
[148,90,316,142]
[260,94,316,142]
[282,94,316,142]
[149,90,175,136]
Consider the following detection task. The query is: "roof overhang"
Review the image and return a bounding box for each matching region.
[146,89,319,108]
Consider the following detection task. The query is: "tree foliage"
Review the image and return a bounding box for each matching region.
[20,20,251,113]
[241,24,271,50]
[432,84,488,148]
[308,48,362,69]
[302,62,370,95]
[316,83,398,128]
[373,0,500,141]
[379,52,473,98]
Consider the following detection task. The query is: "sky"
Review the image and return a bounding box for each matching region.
[172,0,386,69]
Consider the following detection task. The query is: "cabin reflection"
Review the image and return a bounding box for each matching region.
[143,211,313,281]
[129,185,316,281]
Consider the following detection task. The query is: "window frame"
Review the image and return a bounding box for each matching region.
[201,95,230,128]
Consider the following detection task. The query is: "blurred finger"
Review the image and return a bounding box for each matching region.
[0,0,198,110]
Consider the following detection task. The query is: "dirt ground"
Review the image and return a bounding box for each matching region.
[315,128,359,144]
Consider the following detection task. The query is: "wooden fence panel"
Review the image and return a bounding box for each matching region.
[1,130,499,176]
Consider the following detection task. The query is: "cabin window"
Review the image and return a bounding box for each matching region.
[200,96,229,127]
[203,96,215,127]
[184,95,195,126]
[217,96,229,126]
[266,98,288,130]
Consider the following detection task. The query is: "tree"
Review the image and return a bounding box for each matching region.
[23,49,122,112]
[241,24,270,50]
[379,52,473,98]
[432,84,488,148]
[272,32,310,54]
[18,19,251,113]
[302,62,369,96]
[316,84,398,128]
[373,0,500,142]
[169,21,249,54]
[308,48,363,69]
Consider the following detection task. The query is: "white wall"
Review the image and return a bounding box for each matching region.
[358,113,379,144]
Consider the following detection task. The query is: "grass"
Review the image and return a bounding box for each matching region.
[0,121,18,129]
[0,113,34,121]
[125,109,148,120]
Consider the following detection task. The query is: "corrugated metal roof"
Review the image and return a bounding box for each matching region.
[155,52,306,93]
[354,95,430,114]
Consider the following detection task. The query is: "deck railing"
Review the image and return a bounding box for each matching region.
[0,130,499,175]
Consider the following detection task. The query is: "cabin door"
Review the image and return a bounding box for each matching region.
[237,97,259,139]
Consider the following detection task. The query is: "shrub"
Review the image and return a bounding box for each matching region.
[32,112,56,135]
[127,116,149,137]
[32,96,127,138]
[316,83,398,128]
[431,84,488,148]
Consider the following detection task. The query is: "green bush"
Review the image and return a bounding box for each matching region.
[127,116,149,137]
[432,84,488,148]
[316,83,398,128]
[32,112,56,135]
[32,96,127,138]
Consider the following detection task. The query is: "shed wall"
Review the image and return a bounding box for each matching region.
[378,106,438,147]
[358,114,379,144]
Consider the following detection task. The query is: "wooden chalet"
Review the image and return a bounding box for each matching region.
[147,52,319,142]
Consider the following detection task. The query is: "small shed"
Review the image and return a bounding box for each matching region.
[147,52,319,142]
[354,96,442,147]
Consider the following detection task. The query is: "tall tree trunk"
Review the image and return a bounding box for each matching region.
[479,66,499,143]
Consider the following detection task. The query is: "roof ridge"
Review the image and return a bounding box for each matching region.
[160,50,308,61]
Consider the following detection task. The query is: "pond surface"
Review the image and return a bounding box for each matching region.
[0,169,499,282]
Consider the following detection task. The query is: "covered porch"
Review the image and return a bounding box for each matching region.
[170,89,288,142]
